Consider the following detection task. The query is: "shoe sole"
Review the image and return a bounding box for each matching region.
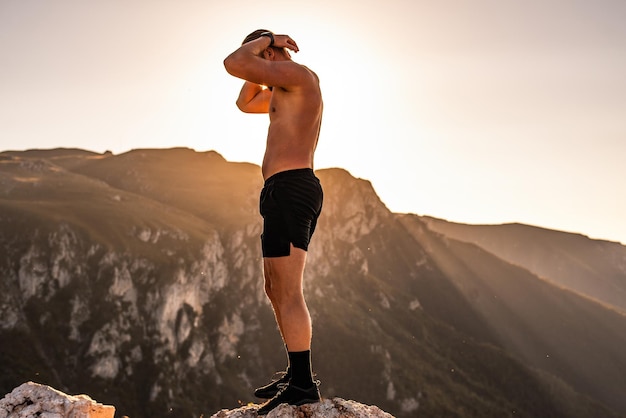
[257,397,320,415]
[257,398,322,416]
[290,397,320,406]
[254,391,278,399]
[254,385,287,399]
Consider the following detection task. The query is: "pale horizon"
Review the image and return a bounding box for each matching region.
[1,0,625,245]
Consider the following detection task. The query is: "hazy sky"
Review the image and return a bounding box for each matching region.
[1,0,625,244]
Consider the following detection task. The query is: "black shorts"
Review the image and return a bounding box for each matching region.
[260,168,323,257]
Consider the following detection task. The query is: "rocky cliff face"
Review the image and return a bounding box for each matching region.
[1,148,625,418]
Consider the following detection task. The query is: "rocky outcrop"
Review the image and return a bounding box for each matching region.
[2,148,626,418]
[210,398,394,418]
[0,382,115,418]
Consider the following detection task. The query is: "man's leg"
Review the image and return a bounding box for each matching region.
[257,245,319,415]
[256,245,311,395]
[253,259,292,399]
[263,268,287,345]
[264,245,311,352]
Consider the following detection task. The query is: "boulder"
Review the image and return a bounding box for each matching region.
[210,397,395,417]
[0,382,115,418]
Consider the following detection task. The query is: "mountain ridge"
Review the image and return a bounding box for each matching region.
[421,216,626,313]
[1,147,624,418]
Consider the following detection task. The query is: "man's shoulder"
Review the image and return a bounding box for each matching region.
[273,61,319,91]
[291,64,319,90]
[300,64,318,80]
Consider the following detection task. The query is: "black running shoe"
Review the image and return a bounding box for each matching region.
[253,372,290,399]
[257,381,321,416]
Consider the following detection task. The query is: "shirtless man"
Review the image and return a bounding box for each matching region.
[224,30,323,415]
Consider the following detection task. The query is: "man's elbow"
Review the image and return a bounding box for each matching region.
[223,54,243,78]
[235,96,253,113]
[223,56,235,75]
[235,100,247,112]
[236,100,265,114]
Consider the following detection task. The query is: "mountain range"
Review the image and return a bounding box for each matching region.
[1,147,625,418]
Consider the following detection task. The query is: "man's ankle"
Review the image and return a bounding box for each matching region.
[288,350,314,387]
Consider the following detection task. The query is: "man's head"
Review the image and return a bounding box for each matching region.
[242,29,273,45]
[242,29,291,61]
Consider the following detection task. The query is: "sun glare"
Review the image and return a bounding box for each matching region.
[2,0,622,243]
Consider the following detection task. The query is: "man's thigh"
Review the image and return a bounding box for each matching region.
[264,246,307,294]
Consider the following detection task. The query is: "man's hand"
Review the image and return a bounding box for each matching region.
[273,34,299,53]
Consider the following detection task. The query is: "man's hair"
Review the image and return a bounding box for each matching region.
[242,29,273,45]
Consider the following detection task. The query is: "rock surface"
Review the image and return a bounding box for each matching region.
[210,398,395,418]
[0,382,115,418]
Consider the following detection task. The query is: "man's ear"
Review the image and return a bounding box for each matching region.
[263,48,274,60]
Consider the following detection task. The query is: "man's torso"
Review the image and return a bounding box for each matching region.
[262,67,322,180]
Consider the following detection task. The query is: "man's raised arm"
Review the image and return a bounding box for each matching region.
[236,81,272,113]
[224,33,305,89]
[224,36,272,83]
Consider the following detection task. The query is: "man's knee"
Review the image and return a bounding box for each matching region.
[264,274,298,306]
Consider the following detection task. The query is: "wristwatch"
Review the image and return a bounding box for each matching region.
[260,32,274,46]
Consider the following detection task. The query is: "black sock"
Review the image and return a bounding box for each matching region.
[288,350,314,387]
